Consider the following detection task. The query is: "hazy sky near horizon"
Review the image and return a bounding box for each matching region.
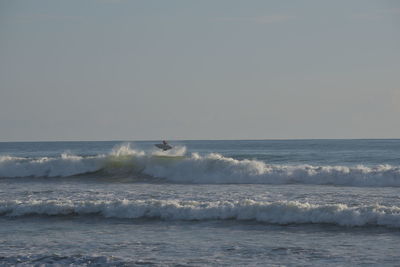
[1,0,399,141]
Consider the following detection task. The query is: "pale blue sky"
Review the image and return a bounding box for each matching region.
[1,0,399,141]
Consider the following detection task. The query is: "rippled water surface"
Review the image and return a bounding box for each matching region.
[1,140,400,266]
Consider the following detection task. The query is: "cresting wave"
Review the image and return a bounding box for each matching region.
[1,144,400,186]
[1,199,400,228]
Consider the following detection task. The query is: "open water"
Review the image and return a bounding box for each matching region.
[1,139,400,266]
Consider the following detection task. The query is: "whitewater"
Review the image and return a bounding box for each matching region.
[1,143,400,187]
[1,139,400,266]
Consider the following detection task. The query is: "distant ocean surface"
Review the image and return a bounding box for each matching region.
[1,139,400,266]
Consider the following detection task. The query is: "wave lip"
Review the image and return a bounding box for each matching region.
[1,199,400,228]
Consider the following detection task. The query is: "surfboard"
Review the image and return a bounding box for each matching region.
[154,144,172,151]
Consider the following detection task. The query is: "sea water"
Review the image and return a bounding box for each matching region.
[0,140,399,266]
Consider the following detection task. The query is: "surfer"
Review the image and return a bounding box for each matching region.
[155,140,172,151]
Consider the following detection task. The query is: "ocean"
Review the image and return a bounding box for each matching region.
[0,139,399,266]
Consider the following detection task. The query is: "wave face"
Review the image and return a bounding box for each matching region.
[1,199,400,228]
[0,154,103,178]
[1,144,400,187]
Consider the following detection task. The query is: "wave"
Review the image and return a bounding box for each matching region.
[143,153,400,186]
[0,153,104,178]
[1,199,400,228]
[1,144,400,187]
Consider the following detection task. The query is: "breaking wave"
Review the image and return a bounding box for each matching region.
[1,144,400,187]
[1,199,400,228]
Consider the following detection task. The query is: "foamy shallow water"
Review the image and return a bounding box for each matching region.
[1,140,400,266]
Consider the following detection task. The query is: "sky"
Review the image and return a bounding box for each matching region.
[0,0,399,141]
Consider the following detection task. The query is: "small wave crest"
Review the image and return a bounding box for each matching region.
[1,199,400,228]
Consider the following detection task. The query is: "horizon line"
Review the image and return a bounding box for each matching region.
[1,137,400,143]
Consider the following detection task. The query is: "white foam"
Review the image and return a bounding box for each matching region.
[110,143,145,157]
[1,199,399,228]
[1,146,400,187]
[142,153,400,187]
[0,143,143,178]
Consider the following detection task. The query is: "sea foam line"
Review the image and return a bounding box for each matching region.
[1,199,400,228]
